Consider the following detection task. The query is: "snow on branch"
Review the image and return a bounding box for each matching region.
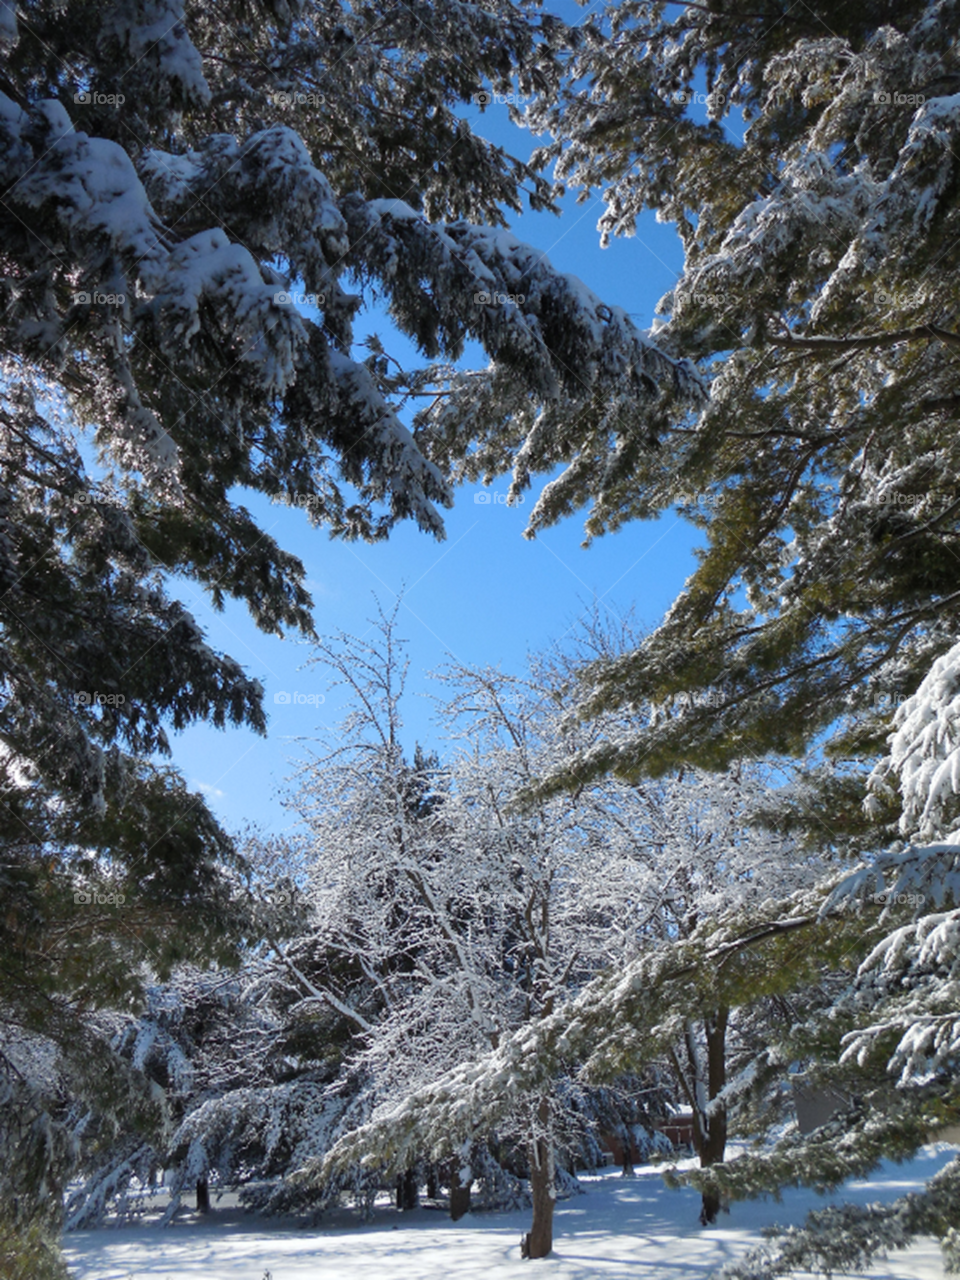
[821,844,960,919]
[0,86,700,535]
[867,638,960,843]
[342,194,706,406]
[304,889,835,1186]
[710,1155,960,1280]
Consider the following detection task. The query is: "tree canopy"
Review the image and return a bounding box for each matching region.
[488,0,960,784]
[5,0,960,1274]
[304,3,960,1271]
[0,0,704,1270]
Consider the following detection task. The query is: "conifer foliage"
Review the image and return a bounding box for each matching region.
[7,0,960,1273]
[0,0,701,1265]
[510,0,960,783]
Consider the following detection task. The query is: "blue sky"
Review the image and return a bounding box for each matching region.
[170,7,711,836]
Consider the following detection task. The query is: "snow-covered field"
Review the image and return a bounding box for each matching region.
[64,1145,956,1280]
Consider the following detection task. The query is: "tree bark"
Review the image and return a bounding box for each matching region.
[396,1168,418,1211]
[620,1123,635,1176]
[426,1167,438,1199]
[195,1177,210,1214]
[697,1008,729,1226]
[521,1096,554,1259]
[449,1160,471,1220]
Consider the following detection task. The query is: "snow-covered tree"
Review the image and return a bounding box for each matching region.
[688,652,960,1278]
[0,0,703,888]
[286,605,643,1256]
[311,878,855,1238]
[330,643,960,1275]
[294,610,817,1246]
[0,1005,169,1280]
[62,609,669,1243]
[57,852,371,1230]
[405,4,960,1264]
[462,0,960,787]
[64,964,269,1229]
[0,0,708,1262]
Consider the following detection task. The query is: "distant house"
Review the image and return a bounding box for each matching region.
[652,1112,696,1153]
[599,1128,638,1168]
[599,1113,696,1167]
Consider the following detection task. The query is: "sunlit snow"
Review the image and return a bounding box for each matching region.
[65,1146,956,1280]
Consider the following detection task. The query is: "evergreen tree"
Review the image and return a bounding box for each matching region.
[680,655,960,1277]
[0,0,706,1262]
[292,2,960,1266]
[470,2,960,1266]
[439,0,960,783]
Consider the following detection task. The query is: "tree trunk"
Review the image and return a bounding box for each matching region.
[396,1168,418,1211]
[521,1096,554,1259]
[426,1167,438,1199]
[697,1008,729,1226]
[620,1123,635,1176]
[449,1160,471,1220]
[195,1177,210,1214]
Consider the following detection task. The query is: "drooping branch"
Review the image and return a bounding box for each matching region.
[768,323,960,354]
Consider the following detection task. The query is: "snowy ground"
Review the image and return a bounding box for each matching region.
[64,1145,957,1280]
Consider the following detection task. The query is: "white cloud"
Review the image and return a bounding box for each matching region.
[192,779,225,799]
